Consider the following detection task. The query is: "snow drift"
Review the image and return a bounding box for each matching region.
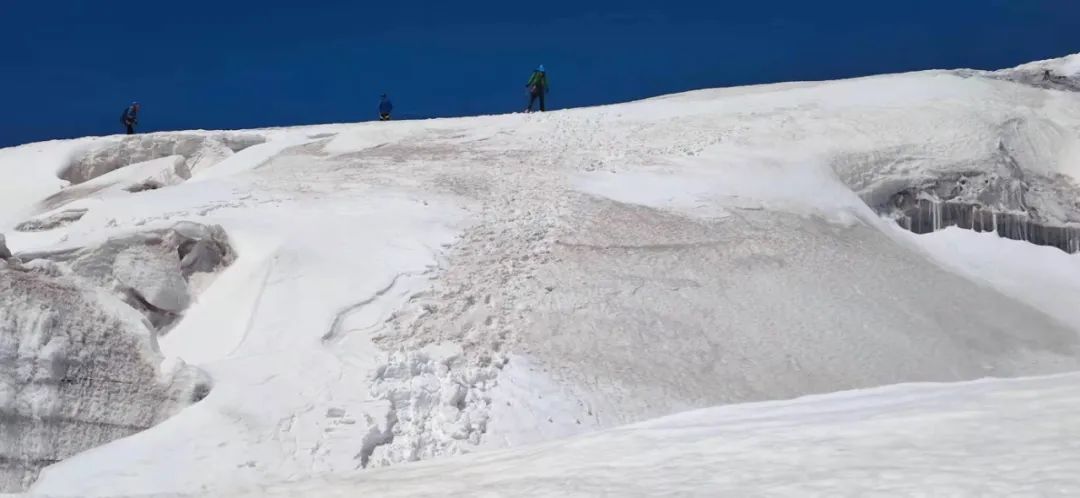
[219,372,1080,497]
[2,55,1080,496]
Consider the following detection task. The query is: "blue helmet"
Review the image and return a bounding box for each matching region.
[537,64,545,72]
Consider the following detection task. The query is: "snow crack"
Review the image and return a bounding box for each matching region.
[322,272,418,343]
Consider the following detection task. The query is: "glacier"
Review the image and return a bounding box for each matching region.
[1,55,1080,496]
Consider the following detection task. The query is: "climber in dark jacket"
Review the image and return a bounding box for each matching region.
[121,102,140,134]
[378,94,393,121]
[525,65,548,112]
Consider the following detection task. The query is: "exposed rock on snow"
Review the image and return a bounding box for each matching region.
[17,222,234,331]
[0,267,210,492]
[14,208,88,232]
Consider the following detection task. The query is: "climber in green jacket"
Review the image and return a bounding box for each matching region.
[525,65,549,112]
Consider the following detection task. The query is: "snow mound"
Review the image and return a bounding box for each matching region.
[900,225,1080,334]
[1009,53,1080,78]
[191,373,1080,497]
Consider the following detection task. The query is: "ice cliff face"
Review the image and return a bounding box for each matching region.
[0,222,230,491]
[861,140,1080,253]
[854,56,1080,253]
[0,263,210,492]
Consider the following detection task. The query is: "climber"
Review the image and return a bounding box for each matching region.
[525,65,549,112]
[0,233,11,261]
[121,102,140,135]
[379,94,393,121]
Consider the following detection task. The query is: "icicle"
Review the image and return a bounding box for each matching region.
[936,200,943,232]
[931,200,939,232]
[880,190,1079,254]
[930,200,936,232]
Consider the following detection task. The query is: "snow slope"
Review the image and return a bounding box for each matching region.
[218,372,1080,497]
[2,55,1080,496]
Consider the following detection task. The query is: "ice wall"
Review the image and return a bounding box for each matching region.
[60,133,265,185]
[891,196,1080,253]
[0,264,209,492]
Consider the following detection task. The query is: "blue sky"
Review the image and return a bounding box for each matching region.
[2,0,1078,147]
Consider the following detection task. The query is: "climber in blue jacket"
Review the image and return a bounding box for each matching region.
[379,94,393,121]
[121,102,140,134]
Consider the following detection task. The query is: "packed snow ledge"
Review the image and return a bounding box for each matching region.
[2,55,1080,496]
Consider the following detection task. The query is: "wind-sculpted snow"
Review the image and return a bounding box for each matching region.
[969,54,1080,92]
[14,209,88,232]
[17,223,234,331]
[831,100,1080,252]
[562,201,1078,402]
[384,185,1080,431]
[6,55,1080,496]
[60,133,265,185]
[40,155,192,213]
[858,152,1080,253]
[0,265,210,492]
